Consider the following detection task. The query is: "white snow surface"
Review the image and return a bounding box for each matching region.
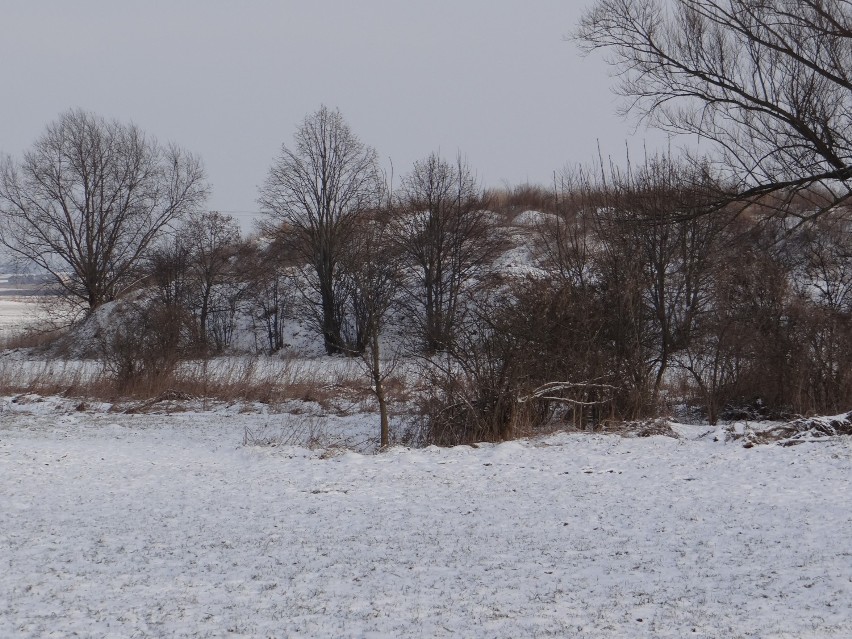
[513,210,557,227]
[1,405,851,638]
[0,298,38,337]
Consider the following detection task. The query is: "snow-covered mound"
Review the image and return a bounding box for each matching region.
[492,239,548,279]
[2,409,850,638]
[513,209,557,227]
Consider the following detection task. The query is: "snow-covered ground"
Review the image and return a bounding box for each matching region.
[0,297,38,338]
[1,402,850,638]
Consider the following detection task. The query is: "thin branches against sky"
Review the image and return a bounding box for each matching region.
[0,1,666,221]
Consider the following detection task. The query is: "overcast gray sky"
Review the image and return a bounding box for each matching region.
[0,1,668,227]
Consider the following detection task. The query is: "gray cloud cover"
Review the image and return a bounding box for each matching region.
[0,0,667,227]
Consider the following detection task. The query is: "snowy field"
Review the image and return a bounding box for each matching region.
[0,297,38,338]
[2,402,850,638]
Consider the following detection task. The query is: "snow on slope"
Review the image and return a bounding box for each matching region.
[1,408,850,638]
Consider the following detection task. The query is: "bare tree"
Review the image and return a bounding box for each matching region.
[144,234,195,353]
[791,210,852,313]
[147,237,193,313]
[258,106,383,355]
[576,0,852,215]
[785,210,852,412]
[178,211,243,352]
[597,157,733,407]
[0,108,209,311]
[393,153,498,353]
[342,210,401,447]
[243,237,295,354]
[539,157,728,416]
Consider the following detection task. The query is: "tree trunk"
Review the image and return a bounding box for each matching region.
[370,331,389,448]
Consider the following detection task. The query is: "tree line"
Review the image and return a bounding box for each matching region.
[0,0,849,446]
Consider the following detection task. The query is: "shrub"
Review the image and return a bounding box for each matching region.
[98,298,185,388]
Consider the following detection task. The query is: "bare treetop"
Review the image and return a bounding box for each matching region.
[259,106,381,236]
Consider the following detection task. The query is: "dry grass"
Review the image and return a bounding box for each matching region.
[242,414,334,449]
[486,183,559,218]
[0,354,404,414]
[0,324,68,351]
[0,359,97,398]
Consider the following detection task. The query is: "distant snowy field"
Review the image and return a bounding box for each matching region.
[0,296,44,339]
[2,403,850,638]
[0,297,37,337]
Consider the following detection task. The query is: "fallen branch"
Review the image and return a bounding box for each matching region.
[518,381,618,405]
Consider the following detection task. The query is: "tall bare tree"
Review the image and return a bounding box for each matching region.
[595,157,733,406]
[0,108,209,311]
[576,0,852,215]
[393,153,498,353]
[258,106,383,355]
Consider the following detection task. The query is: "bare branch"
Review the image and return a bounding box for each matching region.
[575,0,852,213]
